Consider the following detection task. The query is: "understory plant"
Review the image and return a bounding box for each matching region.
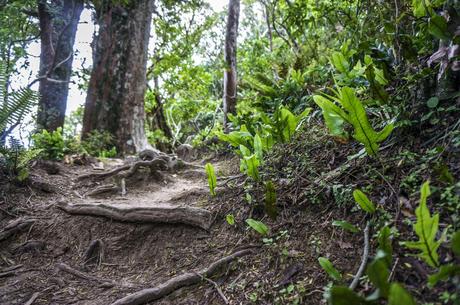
[313,86,393,156]
[321,181,460,304]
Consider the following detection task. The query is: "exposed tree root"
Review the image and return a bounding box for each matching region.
[0,218,36,242]
[24,292,40,305]
[84,184,119,197]
[56,263,122,288]
[110,248,254,305]
[56,201,212,230]
[83,239,104,266]
[77,159,168,181]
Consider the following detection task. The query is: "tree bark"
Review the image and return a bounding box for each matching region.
[82,0,154,155]
[223,0,240,133]
[36,0,83,132]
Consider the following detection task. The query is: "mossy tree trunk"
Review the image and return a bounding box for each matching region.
[36,0,83,132]
[223,0,240,133]
[82,0,153,155]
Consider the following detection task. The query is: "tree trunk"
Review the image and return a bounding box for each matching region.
[223,0,240,133]
[36,0,83,132]
[147,76,172,152]
[82,0,153,155]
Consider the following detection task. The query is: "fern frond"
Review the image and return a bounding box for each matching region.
[0,60,39,133]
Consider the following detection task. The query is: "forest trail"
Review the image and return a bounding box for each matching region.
[0,155,357,305]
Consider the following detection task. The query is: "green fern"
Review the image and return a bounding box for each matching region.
[314,86,393,155]
[403,181,445,267]
[0,60,38,136]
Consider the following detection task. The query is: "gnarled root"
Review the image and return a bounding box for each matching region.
[56,201,212,230]
[0,218,36,242]
[110,248,254,305]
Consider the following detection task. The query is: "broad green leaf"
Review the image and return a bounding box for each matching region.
[426,97,439,108]
[264,180,278,219]
[339,87,393,155]
[429,14,451,41]
[403,181,442,267]
[205,163,217,196]
[226,214,235,225]
[428,263,460,287]
[275,107,298,142]
[318,257,342,281]
[373,67,388,85]
[313,95,348,139]
[218,131,252,148]
[253,133,263,162]
[367,255,390,298]
[295,107,312,128]
[328,286,368,305]
[332,220,360,233]
[331,52,350,74]
[239,144,251,157]
[244,154,260,181]
[378,226,393,266]
[452,230,460,256]
[246,219,269,236]
[412,0,433,17]
[353,189,376,213]
[388,283,416,305]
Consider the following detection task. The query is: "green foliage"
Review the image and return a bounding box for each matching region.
[366,251,390,298]
[327,286,367,305]
[428,264,460,287]
[81,130,117,158]
[314,87,394,156]
[0,141,42,182]
[378,226,393,266]
[272,107,311,143]
[246,218,269,236]
[226,214,235,225]
[452,230,460,256]
[205,163,217,196]
[0,60,38,139]
[318,257,342,282]
[32,128,65,160]
[353,189,376,214]
[332,220,360,233]
[387,283,416,305]
[264,180,277,220]
[403,181,444,268]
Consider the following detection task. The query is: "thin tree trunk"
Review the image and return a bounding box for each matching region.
[82,0,154,155]
[36,0,83,132]
[147,76,172,152]
[223,0,240,133]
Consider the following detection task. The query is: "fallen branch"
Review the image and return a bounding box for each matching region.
[0,218,36,242]
[349,221,370,290]
[56,201,212,230]
[110,248,254,305]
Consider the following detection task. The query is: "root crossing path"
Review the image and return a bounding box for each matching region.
[60,170,213,230]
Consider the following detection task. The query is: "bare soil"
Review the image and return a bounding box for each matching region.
[0,156,363,305]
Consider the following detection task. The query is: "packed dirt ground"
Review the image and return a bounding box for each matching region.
[0,149,366,305]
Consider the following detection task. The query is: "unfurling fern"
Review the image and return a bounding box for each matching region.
[0,60,38,142]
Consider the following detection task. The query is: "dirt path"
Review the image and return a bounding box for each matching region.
[0,157,361,305]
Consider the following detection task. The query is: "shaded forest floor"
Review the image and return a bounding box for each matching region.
[0,121,458,304]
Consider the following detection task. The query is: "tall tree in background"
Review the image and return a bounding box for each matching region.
[36,0,84,132]
[223,0,240,133]
[82,0,153,154]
